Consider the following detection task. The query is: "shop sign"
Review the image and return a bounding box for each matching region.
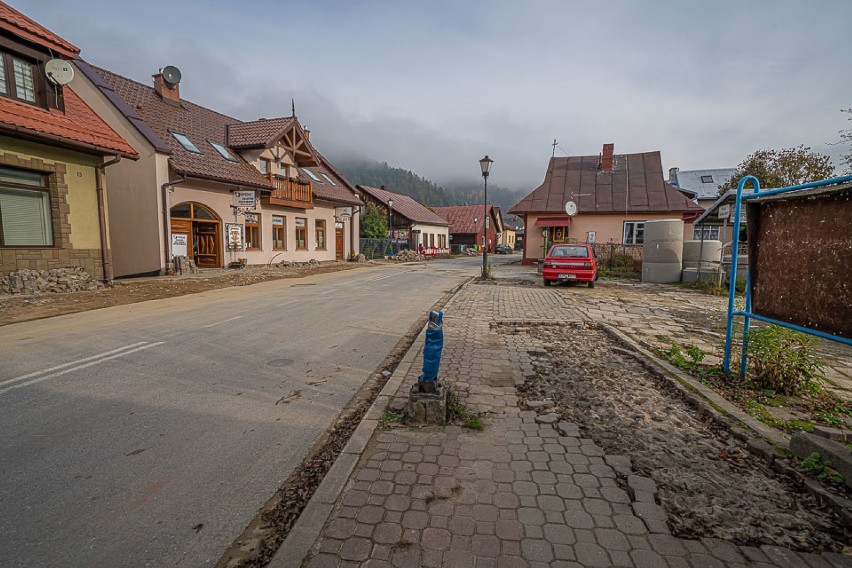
[226,223,243,251]
[171,233,188,257]
[233,190,256,208]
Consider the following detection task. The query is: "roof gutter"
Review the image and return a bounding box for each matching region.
[95,155,121,282]
[0,122,138,160]
[162,176,187,275]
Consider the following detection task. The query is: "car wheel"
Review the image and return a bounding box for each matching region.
[588,279,595,288]
[543,279,551,287]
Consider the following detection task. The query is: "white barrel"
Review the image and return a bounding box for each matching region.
[682,240,722,269]
[642,261,684,283]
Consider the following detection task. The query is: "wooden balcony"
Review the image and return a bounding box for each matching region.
[263,176,313,209]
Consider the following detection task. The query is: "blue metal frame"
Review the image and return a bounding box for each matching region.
[723,174,852,376]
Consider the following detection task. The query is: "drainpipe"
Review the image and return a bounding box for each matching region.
[161,176,187,275]
[95,156,121,283]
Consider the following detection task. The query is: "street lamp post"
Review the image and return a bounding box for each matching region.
[479,155,493,279]
[387,198,394,255]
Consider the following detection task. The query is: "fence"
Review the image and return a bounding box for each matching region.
[590,243,644,271]
[360,238,408,259]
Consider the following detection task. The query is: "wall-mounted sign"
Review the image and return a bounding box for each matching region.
[718,204,731,219]
[233,190,256,208]
[244,213,259,223]
[587,231,596,243]
[226,223,243,251]
[272,216,284,226]
[335,206,352,220]
[295,218,306,227]
[171,233,188,257]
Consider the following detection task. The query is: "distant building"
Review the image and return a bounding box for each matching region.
[356,184,450,254]
[509,144,703,264]
[668,167,736,240]
[432,204,504,254]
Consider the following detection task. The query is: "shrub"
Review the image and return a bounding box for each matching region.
[747,325,825,395]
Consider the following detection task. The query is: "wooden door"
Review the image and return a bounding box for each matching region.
[194,222,219,268]
[335,227,345,260]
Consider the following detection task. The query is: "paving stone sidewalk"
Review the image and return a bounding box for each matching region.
[293,280,851,568]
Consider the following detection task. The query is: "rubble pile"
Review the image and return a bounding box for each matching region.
[464,248,481,256]
[393,249,425,262]
[0,267,104,295]
[277,259,320,268]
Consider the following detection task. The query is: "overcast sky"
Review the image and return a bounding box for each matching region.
[18,0,852,190]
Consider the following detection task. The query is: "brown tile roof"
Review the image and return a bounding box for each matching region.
[304,152,363,206]
[358,185,449,226]
[90,66,274,191]
[509,150,704,216]
[0,2,78,58]
[432,204,499,234]
[0,86,136,157]
[227,117,294,148]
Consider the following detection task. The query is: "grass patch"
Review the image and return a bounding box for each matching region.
[379,410,405,429]
[447,390,484,430]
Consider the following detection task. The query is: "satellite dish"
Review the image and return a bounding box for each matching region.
[162,65,182,86]
[565,200,578,216]
[45,59,74,86]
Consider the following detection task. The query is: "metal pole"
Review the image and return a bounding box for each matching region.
[387,203,392,255]
[482,174,488,278]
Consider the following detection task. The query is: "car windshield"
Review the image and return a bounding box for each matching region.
[549,245,589,258]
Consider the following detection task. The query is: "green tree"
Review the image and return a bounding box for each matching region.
[719,145,835,194]
[360,203,388,238]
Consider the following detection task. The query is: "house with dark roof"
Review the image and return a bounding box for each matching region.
[70,60,361,277]
[509,144,704,264]
[431,204,504,254]
[0,2,137,281]
[668,167,736,240]
[357,185,450,254]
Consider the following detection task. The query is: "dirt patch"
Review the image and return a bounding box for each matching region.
[507,322,849,553]
[0,262,363,327]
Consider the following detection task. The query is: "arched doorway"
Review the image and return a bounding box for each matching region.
[170,202,222,268]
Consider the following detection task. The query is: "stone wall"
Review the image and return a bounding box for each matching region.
[0,267,104,295]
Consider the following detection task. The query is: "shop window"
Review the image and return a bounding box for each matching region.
[315,219,326,250]
[244,213,260,249]
[295,217,307,250]
[623,221,645,245]
[272,215,286,250]
[0,167,52,246]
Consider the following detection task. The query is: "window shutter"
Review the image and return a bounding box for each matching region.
[0,187,52,245]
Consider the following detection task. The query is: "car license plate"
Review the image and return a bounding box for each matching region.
[558,273,576,279]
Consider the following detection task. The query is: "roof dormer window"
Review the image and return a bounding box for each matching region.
[301,168,322,183]
[170,131,203,154]
[0,52,39,105]
[700,175,714,183]
[321,173,337,186]
[208,141,238,162]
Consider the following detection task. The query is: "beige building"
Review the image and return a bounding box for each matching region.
[0,4,137,280]
[509,144,704,264]
[501,228,516,249]
[71,62,361,277]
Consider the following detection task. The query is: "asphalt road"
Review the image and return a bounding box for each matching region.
[0,255,516,567]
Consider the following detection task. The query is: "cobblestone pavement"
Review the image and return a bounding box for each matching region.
[299,277,852,568]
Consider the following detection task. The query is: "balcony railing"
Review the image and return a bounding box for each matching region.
[266,176,313,208]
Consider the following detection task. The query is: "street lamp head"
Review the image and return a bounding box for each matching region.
[479,155,493,178]
[388,198,394,208]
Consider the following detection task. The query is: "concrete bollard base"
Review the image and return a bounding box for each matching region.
[408,381,447,425]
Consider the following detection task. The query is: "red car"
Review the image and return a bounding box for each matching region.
[542,244,598,287]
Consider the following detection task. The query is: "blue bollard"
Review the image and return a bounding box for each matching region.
[419,310,443,393]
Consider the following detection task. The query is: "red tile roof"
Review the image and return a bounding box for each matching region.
[227,117,295,148]
[358,185,449,226]
[0,2,78,58]
[432,204,499,234]
[91,66,274,190]
[509,150,703,216]
[0,86,136,156]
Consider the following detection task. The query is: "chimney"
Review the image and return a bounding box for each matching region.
[153,72,180,105]
[600,143,614,172]
[668,167,679,185]
[380,185,386,190]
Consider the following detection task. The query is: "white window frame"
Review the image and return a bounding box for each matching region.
[623,221,645,245]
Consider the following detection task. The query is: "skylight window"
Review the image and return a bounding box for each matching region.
[209,141,238,162]
[700,175,714,183]
[321,173,337,186]
[301,168,322,182]
[170,131,202,154]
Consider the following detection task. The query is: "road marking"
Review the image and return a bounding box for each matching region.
[201,315,243,329]
[0,342,164,395]
[0,342,150,388]
[368,270,416,282]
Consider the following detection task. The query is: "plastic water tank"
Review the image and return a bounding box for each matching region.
[682,240,722,269]
[642,219,684,283]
